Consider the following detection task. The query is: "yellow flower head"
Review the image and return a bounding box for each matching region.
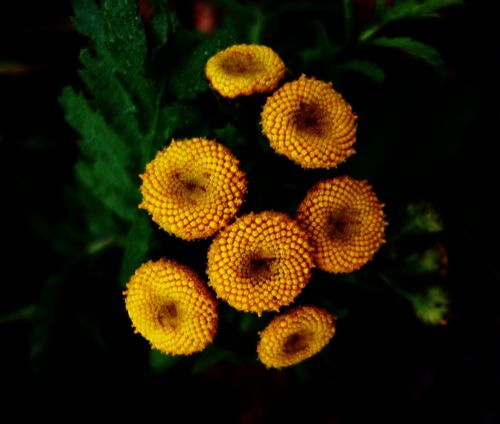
[261,74,357,169]
[297,176,387,273]
[205,44,286,99]
[207,211,314,315]
[124,259,218,355]
[257,305,336,368]
[139,138,247,240]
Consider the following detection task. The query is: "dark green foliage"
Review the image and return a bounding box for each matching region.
[368,36,445,75]
[170,28,237,99]
[59,0,237,286]
[61,86,138,222]
[359,0,464,41]
[335,60,386,84]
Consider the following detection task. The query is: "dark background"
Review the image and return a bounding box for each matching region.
[1,0,499,421]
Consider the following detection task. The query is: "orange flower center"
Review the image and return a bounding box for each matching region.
[294,102,325,136]
[282,331,311,355]
[243,254,276,281]
[157,301,180,329]
[326,209,361,241]
[172,171,209,204]
[221,52,257,75]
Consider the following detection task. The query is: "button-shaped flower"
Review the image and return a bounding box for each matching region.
[124,259,218,355]
[261,74,357,169]
[207,211,314,315]
[297,176,386,273]
[139,138,247,240]
[205,44,286,98]
[257,305,336,368]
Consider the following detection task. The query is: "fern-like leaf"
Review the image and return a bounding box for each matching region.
[368,36,445,74]
[360,0,464,41]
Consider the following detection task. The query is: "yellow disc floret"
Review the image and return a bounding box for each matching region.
[297,176,387,273]
[124,259,218,355]
[139,138,247,240]
[257,305,336,368]
[261,74,357,169]
[205,44,286,98]
[207,211,314,315]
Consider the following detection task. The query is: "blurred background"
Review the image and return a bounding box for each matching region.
[1,0,499,421]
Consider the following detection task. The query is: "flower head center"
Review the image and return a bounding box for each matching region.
[243,254,276,281]
[181,179,206,194]
[157,301,179,329]
[294,102,324,135]
[327,209,361,241]
[282,332,310,355]
[172,171,209,203]
[221,52,257,75]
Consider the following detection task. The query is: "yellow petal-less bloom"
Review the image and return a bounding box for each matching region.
[257,305,336,368]
[261,74,357,169]
[139,138,247,240]
[124,259,218,355]
[207,211,314,316]
[205,44,286,99]
[297,176,387,273]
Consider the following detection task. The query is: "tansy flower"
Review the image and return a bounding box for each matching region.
[207,211,314,316]
[124,259,218,355]
[139,138,247,240]
[297,176,386,273]
[261,74,357,169]
[205,44,286,98]
[257,305,336,368]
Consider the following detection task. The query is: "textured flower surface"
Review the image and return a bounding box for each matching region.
[205,44,286,98]
[297,176,386,273]
[261,74,357,169]
[139,138,247,240]
[124,259,218,355]
[257,305,336,368]
[207,211,314,315]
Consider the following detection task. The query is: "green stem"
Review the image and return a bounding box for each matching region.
[379,272,410,299]
[86,237,115,255]
[249,9,265,44]
[0,304,36,325]
[144,79,166,164]
[343,0,353,42]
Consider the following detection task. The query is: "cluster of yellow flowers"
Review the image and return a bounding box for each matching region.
[124,44,387,369]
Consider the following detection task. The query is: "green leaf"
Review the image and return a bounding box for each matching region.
[336,60,386,83]
[149,349,181,373]
[0,304,36,325]
[100,0,147,75]
[76,162,137,222]
[78,50,143,154]
[404,202,443,234]
[62,0,171,263]
[404,247,446,275]
[360,0,464,41]
[368,36,445,74]
[150,0,171,48]
[407,286,450,325]
[120,212,152,286]
[170,29,237,100]
[60,87,138,221]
